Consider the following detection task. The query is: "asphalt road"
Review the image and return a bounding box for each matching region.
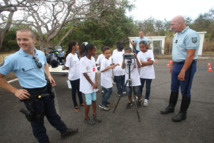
[0,59,214,143]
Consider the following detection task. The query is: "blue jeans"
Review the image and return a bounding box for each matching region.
[126,86,141,96]
[101,87,113,106]
[114,75,125,95]
[171,60,197,97]
[140,78,152,100]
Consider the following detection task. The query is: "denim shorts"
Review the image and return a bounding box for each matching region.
[126,86,141,96]
[85,92,96,105]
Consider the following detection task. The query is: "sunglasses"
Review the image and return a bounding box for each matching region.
[33,57,42,68]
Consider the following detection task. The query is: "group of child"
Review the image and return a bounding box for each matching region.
[64,40,155,125]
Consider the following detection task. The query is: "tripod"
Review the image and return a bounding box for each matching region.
[113,59,141,122]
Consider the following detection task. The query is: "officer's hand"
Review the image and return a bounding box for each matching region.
[48,76,56,86]
[15,89,30,100]
[178,70,185,81]
[170,66,173,74]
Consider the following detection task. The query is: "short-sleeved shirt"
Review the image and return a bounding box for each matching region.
[172,26,200,62]
[124,59,141,86]
[0,48,47,88]
[79,56,97,94]
[65,53,80,81]
[112,49,124,56]
[96,54,105,65]
[134,37,150,51]
[137,50,155,79]
[112,51,125,76]
[100,58,113,88]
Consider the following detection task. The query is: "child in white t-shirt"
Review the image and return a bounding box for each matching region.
[65,40,84,112]
[137,41,155,106]
[99,46,119,111]
[122,47,142,108]
[79,42,102,125]
[96,46,105,68]
[112,42,125,96]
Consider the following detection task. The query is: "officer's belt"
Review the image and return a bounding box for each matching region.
[22,85,50,101]
[174,59,197,64]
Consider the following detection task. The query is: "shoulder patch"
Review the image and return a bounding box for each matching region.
[192,37,197,43]
[0,60,4,67]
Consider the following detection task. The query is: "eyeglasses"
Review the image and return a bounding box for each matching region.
[33,57,42,68]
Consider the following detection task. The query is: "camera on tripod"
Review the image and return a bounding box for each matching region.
[124,53,135,60]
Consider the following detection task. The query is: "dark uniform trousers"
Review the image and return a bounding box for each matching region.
[23,86,67,143]
[171,60,197,97]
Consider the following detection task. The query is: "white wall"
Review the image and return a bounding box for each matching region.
[129,32,206,55]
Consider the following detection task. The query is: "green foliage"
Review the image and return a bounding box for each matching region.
[1,28,19,52]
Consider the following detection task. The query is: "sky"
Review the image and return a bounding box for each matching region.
[126,0,214,21]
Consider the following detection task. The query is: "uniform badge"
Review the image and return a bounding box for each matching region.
[192,37,197,43]
[0,60,4,67]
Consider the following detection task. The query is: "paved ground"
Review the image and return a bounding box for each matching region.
[0,59,214,143]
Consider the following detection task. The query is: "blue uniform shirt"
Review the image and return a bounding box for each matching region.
[0,48,47,88]
[134,37,150,51]
[172,26,200,62]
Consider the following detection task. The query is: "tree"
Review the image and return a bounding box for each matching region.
[15,0,126,52]
[0,0,39,51]
[58,0,136,49]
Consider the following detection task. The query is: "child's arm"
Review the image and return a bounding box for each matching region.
[141,59,154,67]
[101,64,119,72]
[83,73,96,89]
[134,53,141,68]
[121,57,125,69]
[94,73,98,89]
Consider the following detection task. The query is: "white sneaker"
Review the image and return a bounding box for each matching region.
[143,99,149,107]
[122,91,126,95]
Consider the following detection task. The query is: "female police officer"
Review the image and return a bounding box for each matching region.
[0,28,78,143]
[161,16,200,122]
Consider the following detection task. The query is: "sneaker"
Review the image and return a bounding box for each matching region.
[123,91,126,95]
[61,128,78,138]
[143,99,149,107]
[99,104,110,111]
[137,100,142,108]
[126,101,133,109]
[93,114,102,123]
[84,117,96,125]
[106,101,111,107]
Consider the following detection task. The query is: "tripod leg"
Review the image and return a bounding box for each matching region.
[132,91,141,122]
[113,95,122,113]
[113,80,129,113]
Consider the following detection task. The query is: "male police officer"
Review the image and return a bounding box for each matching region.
[0,28,78,143]
[131,30,150,53]
[161,16,200,122]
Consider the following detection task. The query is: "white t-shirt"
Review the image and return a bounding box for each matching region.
[100,58,113,88]
[137,50,155,79]
[124,59,141,86]
[112,51,125,76]
[112,49,124,56]
[65,53,80,81]
[96,54,105,65]
[79,56,97,94]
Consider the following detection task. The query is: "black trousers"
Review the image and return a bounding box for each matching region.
[70,79,83,107]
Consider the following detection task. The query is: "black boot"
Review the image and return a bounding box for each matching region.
[161,92,178,114]
[172,96,190,122]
